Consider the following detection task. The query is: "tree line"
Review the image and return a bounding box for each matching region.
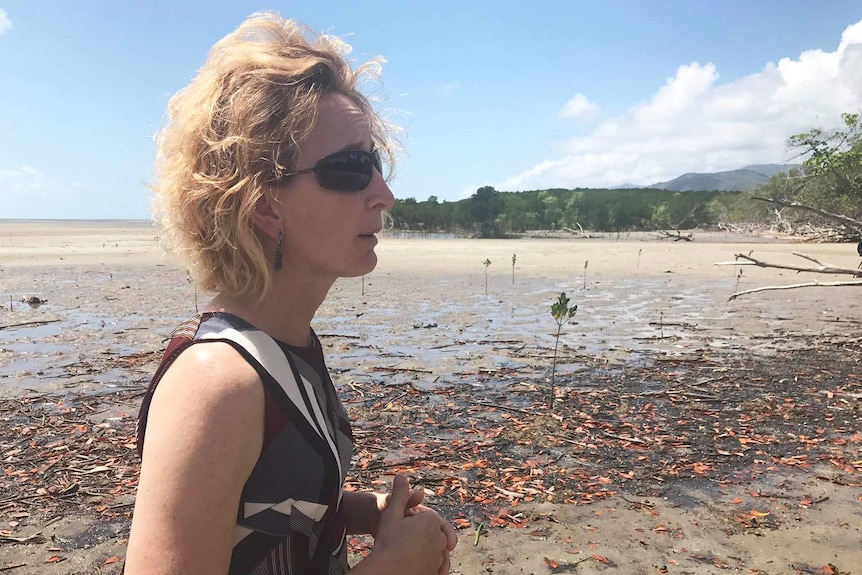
[389,185,767,237]
[388,111,861,239]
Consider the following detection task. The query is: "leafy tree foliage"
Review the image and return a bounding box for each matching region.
[389,186,745,236]
[785,112,862,218]
[746,111,862,238]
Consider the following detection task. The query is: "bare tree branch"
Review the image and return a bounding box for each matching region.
[672,202,706,229]
[715,252,862,276]
[716,251,862,299]
[751,196,862,233]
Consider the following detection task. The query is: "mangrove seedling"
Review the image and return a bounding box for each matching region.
[583,260,589,290]
[637,248,643,274]
[483,258,491,294]
[187,272,199,313]
[550,291,578,409]
[512,253,517,284]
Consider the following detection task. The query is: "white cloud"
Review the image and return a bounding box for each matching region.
[0,9,11,36]
[501,20,862,190]
[559,93,600,122]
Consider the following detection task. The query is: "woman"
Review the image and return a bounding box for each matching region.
[124,12,457,575]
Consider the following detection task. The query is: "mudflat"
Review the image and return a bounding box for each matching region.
[1,220,860,574]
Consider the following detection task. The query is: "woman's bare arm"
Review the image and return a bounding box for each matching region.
[124,342,264,575]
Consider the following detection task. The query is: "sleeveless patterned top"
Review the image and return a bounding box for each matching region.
[136,312,354,575]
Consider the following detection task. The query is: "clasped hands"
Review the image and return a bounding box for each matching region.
[369,474,458,575]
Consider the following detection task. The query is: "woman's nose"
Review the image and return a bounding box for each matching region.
[369,170,395,211]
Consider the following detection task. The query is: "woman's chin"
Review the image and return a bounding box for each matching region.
[343,254,378,278]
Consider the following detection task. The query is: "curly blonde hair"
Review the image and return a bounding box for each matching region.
[152,12,395,300]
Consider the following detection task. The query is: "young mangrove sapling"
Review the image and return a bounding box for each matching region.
[550,291,578,409]
[483,258,491,294]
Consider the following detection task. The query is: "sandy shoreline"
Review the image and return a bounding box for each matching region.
[1,221,860,574]
[3,219,861,279]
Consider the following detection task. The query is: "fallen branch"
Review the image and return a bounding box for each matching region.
[655,230,694,241]
[562,223,592,238]
[715,251,862,299]
[751,196,862,234]
[728,279,862,301]
[715,252,862,276]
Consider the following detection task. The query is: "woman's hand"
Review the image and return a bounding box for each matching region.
[393,485,458,559]
[353,475,457,575]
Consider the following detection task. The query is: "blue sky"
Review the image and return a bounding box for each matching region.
[1,1,861,219]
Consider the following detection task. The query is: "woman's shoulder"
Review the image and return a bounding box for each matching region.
[143,338,265,465]
[136,316,267,460]
[162,338,264,403]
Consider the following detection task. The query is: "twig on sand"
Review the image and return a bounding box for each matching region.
[476,401,537,416]
[602,431,651,445]
[369,366,432,374]
[0,319,61,331]
[648,321,698,329]
[493,485,524,499]
[0,517,62,545]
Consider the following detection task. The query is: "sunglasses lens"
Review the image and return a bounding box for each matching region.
[314,150,375,192]
[371,148,383,174]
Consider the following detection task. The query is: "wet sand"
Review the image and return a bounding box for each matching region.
[4,220,862,389]
[1,220,860,574]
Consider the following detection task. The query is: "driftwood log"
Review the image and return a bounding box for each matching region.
[562,223,592,238]
[655,230,694,242]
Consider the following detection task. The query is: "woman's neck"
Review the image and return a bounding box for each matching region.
[206,274,333,347]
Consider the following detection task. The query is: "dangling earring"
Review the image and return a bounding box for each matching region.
[273,230,283,272]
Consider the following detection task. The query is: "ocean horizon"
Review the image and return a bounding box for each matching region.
[0,218,153,226]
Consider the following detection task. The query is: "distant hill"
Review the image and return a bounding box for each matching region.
[649,163,798,192]
[741,163,799,178]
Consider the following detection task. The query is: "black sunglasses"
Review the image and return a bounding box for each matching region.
[278,149,383,192]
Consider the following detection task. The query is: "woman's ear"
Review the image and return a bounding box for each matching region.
[252,190,283,239]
